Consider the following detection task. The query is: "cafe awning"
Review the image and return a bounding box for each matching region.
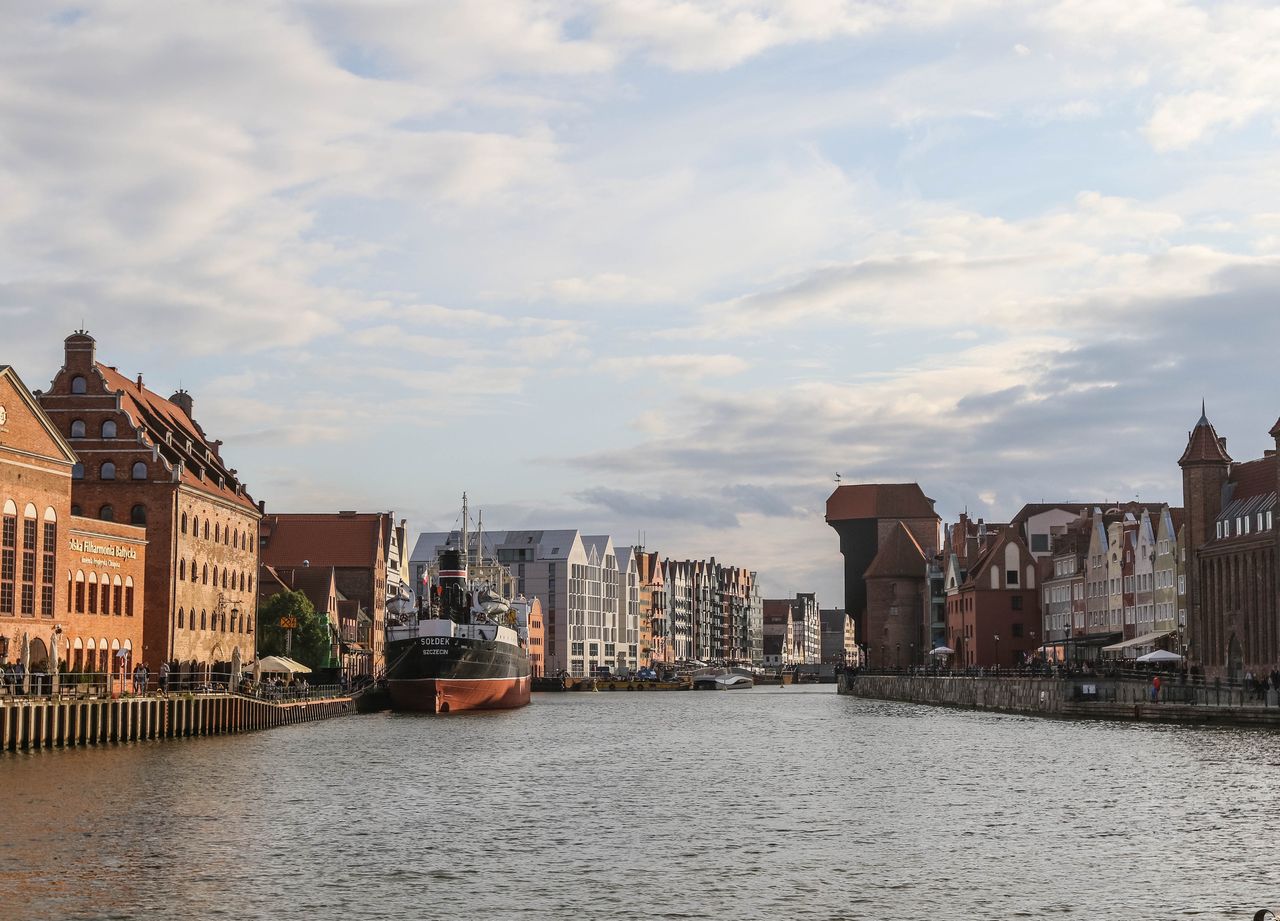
[1101,630,1176,655]
[248,655,312,674]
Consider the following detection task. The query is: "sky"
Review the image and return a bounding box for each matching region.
[3,1,1280,606]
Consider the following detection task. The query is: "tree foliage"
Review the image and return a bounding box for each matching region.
[257,591,333,671]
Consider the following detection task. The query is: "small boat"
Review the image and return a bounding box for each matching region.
[692,673,754,690]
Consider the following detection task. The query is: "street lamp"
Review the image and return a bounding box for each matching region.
[994,633,1001,669]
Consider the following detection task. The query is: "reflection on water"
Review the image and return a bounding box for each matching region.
[3,688,1278,920]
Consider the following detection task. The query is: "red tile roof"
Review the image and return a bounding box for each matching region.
[95,362,257,512]
[1230,456,1277,501]
[1179,413,1232,466]
[826,483,938,522]
[260,513,387,569]
[864,522,927,579]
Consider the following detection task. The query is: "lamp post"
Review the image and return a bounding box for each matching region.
[994,633,1001,669]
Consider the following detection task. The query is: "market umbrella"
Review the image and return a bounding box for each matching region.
[49,631,59,695]
[1136,649,1183,664]
[20,632,30,694]
[250,655,311,675]
[929,646,955,656]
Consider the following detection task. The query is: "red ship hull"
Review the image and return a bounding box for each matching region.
[388,675,531,713]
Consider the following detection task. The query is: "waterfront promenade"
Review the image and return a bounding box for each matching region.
[840,669,1280,727]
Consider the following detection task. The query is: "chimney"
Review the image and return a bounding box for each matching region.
[257,499,265,514]
[169,389,194,419]
[1218,437,1228,452]
[210,439,222,459]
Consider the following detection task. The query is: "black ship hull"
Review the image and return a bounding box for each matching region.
[386,634,531,713]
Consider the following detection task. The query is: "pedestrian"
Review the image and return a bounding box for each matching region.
[159,660,170,694]
[1151,674,1161,703]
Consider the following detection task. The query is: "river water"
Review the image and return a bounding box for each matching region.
[2,687,1278,920]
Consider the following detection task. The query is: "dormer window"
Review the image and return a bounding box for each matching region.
[70,420,86,438]
[71,376,86,394]
[102,420,117,438]
[1216,521,1224,539]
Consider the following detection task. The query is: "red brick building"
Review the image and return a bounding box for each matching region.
[945,526,1041,668]
[259,511,393,675]
[37,331,261,678]
[863,522,928,668]
[1,365,146,676]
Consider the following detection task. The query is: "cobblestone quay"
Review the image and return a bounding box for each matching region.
[839,672,1280,728]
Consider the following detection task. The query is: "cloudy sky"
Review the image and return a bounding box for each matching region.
[4,1,1279,604]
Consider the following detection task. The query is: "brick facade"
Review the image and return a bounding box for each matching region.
[37,331,261,676]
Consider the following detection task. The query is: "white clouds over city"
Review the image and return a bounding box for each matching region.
[1,0,1277,603]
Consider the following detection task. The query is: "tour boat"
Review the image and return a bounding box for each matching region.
[384,500,530,713]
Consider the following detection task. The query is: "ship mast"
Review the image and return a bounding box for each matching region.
[460,492,469,576]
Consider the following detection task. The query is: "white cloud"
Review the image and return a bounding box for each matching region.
[592,353,750,381]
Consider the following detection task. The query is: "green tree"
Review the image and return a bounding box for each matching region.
[257,591,334,671]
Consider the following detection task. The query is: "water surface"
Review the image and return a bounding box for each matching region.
[2,688,1275,919]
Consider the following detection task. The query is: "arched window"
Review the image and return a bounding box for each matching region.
[74,571,85,613]
[212,566,218,588]
[87,572,98,614]
[70,504,81,516]
[70,420,86,438]
[203,521,209,540]
[221,570,228,589]
[230,612,238,633]
[100,462,116,480]
[66,571,72,613]
[202,564,208,585]
[179,559,186,580]
[178,608,185,629]
[71,463,84,480]
[101,577,111,616]
[99,505,114,522]
[192,515,199,537]
[200,610,207,630]
[239,572,245,592]
[130,504,146,525]
[181,512,188,534]
[71,375,86,394]
[245,615,253,636]
[101,420,117,438]
[215,523,221,543]
[131,462,147,480]
[124,577,134,615]
[248,575,253,594]
[191,558,197,582]
[113,576,122,614]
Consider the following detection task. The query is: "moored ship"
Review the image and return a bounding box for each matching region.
[385,508,531,713]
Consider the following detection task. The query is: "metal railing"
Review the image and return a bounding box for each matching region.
[0,671,356,702]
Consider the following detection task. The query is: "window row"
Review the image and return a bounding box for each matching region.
[1216,510,1275,540]
[76,504,147,526]
[69,419,122,439]
[177,558,254,594]
[0,502,57,618]
[70,461,149,481]
[175,607,253,635]
[179,511,252,551]
[67,571,136,617]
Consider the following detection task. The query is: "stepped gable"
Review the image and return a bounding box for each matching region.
[863,522,927,579]
[825,482,937,522]
[94,362,256,511]
[1179,407,1232,465]
[259,513,384,568]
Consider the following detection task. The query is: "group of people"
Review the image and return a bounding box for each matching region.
[1243,668,1280,702]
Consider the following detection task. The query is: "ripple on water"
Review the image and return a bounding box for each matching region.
[4,690,1280,920]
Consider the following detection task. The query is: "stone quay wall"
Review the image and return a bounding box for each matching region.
[0,692,354,752]
[839,673,1280,728]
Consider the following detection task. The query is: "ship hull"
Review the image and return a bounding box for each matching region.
[386,633,531,713]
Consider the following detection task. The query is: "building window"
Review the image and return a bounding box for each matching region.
[178,608,185,629]
[71,375,86,394]
[203,521,209,540]
[41,519,55,617]
[102,420,117,438]
[131,462,147,481]
[1012,623,1024,638]
[72,463,84,480]
[181,512,188,534]
[124,578,134,615]
[179,559,185,580]
[20,511,36,616]
[99,505,114,522]
[191,559,197,582]
[101,577,111,616]
[113,577,122,614]
[88,574,98,615]
[200,610,207,630]
[1005,569,1019,586]
[130,505,146,525]
[1031,534,1049,553]
[215,523,220,543]
[71,504,81,515]
[70,419,86,438]
[100,462,116,480]
[202,564,208,585]
[0,505,14,615]
[74,572,85,613]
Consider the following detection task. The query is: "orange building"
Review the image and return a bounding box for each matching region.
[0,365,146,678]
